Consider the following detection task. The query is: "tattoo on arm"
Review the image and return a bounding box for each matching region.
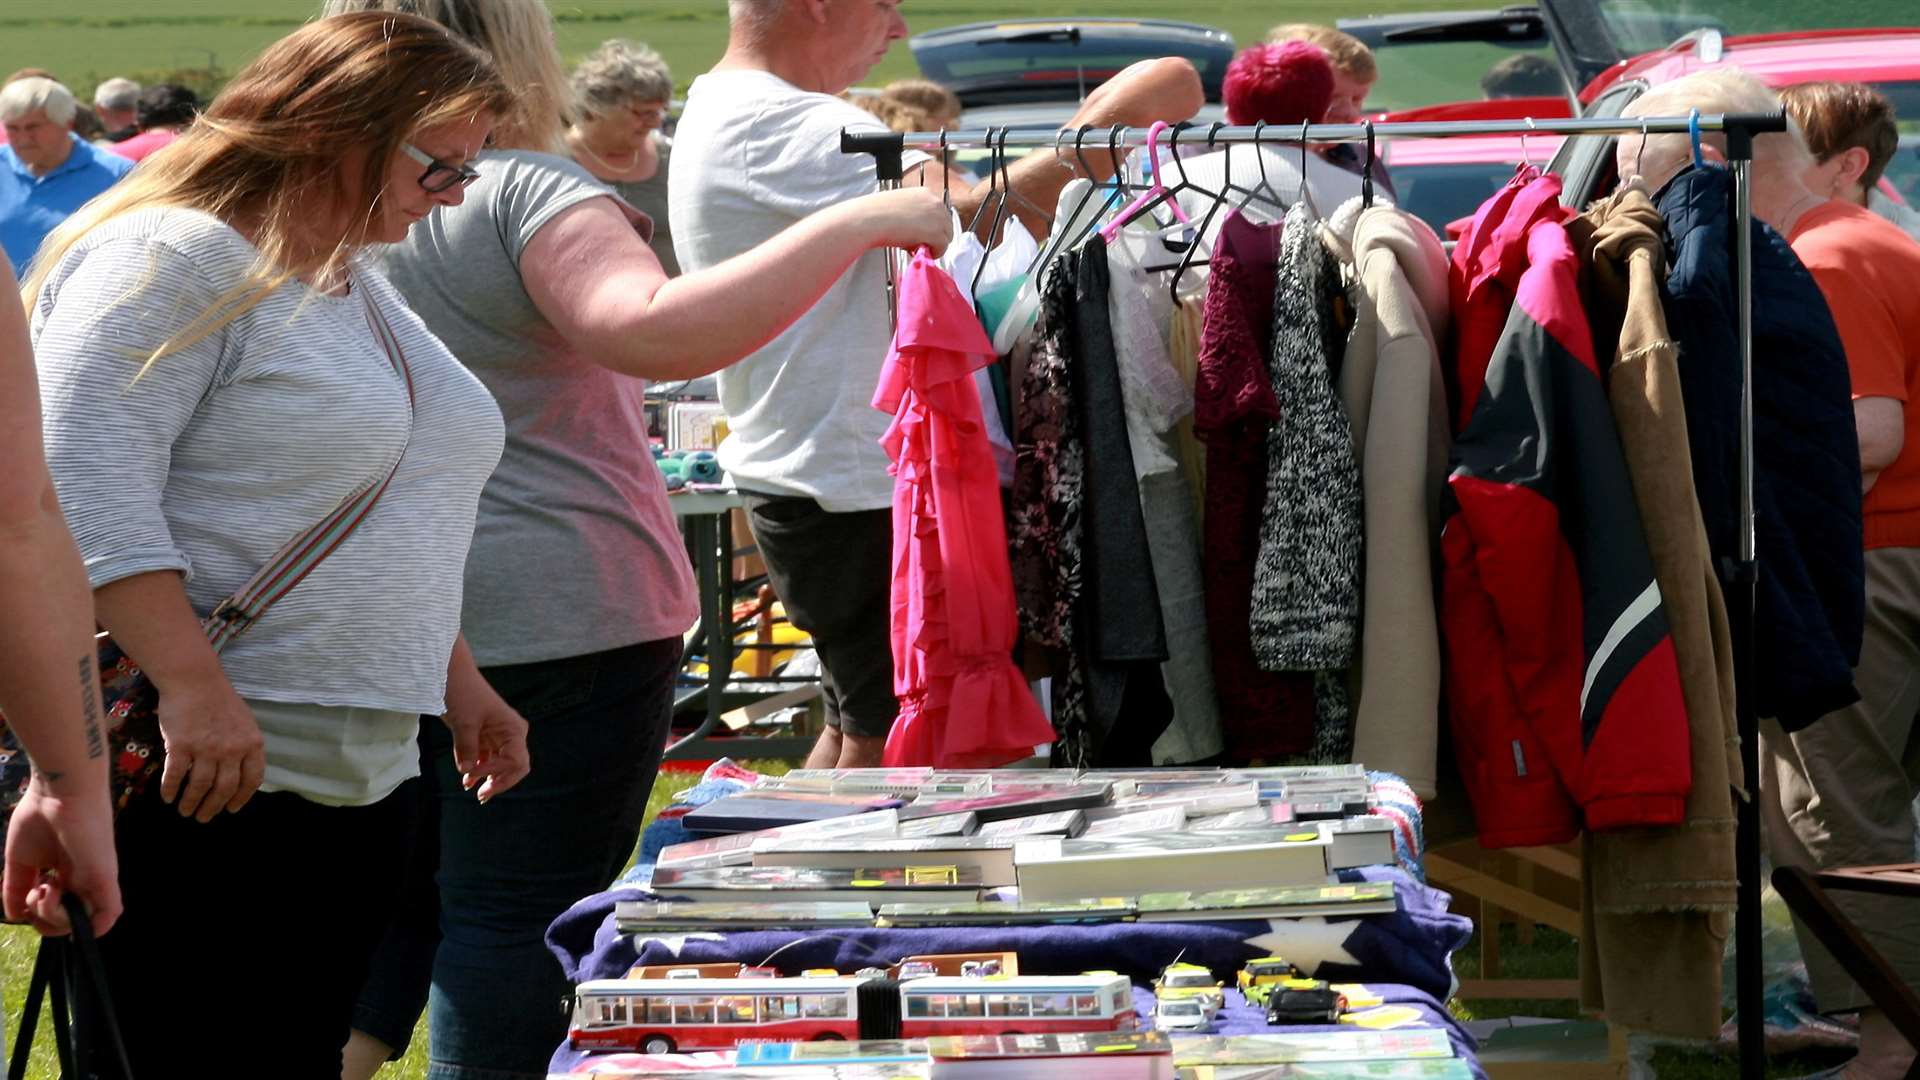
[80,655,104,761]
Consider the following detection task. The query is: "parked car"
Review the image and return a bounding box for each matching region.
[1376,95,1571,233]
[1339,7,1570,110]
[910,18,1235,112]
[1544,22,1920,211]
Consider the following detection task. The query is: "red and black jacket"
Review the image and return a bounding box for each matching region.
[1441,172,1691,848]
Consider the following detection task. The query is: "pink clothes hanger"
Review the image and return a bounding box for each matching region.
[1098,120,1191,243]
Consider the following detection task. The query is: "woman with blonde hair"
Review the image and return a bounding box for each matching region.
[318,2,950,1076]
[26,12,530,1075]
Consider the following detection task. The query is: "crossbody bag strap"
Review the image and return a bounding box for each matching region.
[204,283,416,651]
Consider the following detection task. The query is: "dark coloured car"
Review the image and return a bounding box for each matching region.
[909,18,1235,110]
[1263,979,1347,1025]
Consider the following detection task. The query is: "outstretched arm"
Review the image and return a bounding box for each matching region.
[521,186,950,382]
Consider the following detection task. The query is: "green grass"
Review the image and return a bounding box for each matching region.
[3,0,1496,106]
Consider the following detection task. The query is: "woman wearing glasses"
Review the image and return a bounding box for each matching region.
[24,14,525,1075]
[317,2,951,1077]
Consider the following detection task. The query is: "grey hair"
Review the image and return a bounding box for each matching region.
[571,39,673,118]
[0,76,77,126]
[1623,67,1813,178]
[728,0,786,43]
[93,77,141,112]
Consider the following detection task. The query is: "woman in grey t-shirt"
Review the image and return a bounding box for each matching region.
[326,3,949,1077]
[26,14,529,1073]
[563,38,680,276]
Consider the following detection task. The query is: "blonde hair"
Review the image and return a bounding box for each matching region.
[881,79,961,124]
[321,0,569,153]
[22,12,512,372]
[1624,68,1812,180]
[1266,23,1376,83]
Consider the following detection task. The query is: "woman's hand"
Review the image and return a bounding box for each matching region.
[845,187,953,257]
[2,775,121,937]
[442,635,530,803]
[154,669,266,822]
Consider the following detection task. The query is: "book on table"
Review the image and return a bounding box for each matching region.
[657,809,902,870]
[1011,829,1334,901]
[1171,1030,1455,1066]
[647,864,987,906]
[874,896,1138,926]
[926,1031,1174,1080]
[680,793,903,836]
[750,835,1022,887]
[613,899,878,932]
[1177,1062,1475,1079]
[896,810,980,838]
[972,809,1087,839]
[1133,881,1397,921]
[896,784,1113,823]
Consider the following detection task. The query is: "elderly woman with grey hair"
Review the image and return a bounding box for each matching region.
[565,39,681,274]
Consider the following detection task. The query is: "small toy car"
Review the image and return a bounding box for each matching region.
[1153,962,1225,1011]
[960,958,1003,977]
[738,965,779,979]
[800,968,841,978]
[1263,978,1348,1025]
[896,960,939,981]
[1237,956,1302,1009]
[1154,996,1215,1033]
[854,966,889,979]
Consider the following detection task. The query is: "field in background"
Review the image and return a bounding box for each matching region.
[3,0,1489,105]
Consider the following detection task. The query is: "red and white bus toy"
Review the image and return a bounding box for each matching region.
[569,973,1138,1054]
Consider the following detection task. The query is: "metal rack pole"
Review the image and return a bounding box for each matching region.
[845,110,1788,1073]
[844,112,1785,152]
[1727,127,1767,1080]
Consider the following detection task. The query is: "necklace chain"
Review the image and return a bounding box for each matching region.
[573,133,644,174]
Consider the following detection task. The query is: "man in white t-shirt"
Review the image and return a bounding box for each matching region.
[672,0,1201,767]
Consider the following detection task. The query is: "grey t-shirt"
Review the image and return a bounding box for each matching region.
[603,135,678,277]
[381,150,699,667]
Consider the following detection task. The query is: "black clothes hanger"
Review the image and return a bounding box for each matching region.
[1361,120,1377,209]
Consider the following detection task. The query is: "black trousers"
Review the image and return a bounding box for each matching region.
[741,495,899,739]
[75,780,418,1079]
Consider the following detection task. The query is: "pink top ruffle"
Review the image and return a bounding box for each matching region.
[871,252,1054,767]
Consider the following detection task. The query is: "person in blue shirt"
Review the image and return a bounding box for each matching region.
[1,77,134,274]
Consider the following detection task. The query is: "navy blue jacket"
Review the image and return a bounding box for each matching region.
[1656,166,1863,730]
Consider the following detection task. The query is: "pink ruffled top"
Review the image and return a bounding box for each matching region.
[871,252,1055,767]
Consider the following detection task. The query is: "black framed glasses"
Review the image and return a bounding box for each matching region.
[400,142,481,194]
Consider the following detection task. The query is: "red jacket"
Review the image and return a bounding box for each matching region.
[1442,172,1691,848]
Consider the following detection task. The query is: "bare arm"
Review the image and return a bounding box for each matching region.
[0,259,121,934]
[91,570,265,821]
[521,186,950,382]
[921,56,1206,241]
[1856,395,1905,493]
[0,271,105,797]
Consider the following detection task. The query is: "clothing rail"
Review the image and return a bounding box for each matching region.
[845,110,1783,1079]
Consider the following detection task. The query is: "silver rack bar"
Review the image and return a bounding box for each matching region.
[850,111,1785,152]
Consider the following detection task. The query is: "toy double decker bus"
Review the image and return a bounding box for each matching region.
[569,973,1137,1054]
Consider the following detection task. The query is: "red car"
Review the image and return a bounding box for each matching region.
[1548,16,1920,208]
[1357,5,1920,230]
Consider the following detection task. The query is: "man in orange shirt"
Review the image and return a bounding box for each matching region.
[1625,70,1919,1080]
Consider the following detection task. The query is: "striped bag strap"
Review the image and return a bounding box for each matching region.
[203,284,417,651]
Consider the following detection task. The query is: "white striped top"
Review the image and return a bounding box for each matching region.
[32,207,505,730]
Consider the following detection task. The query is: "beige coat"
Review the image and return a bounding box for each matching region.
[1322,202,1452,797]
[1571,184,1740,1039]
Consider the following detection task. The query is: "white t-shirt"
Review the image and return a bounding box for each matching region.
[669,69,925,512]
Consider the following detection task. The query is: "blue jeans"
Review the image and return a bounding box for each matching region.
[353,638,682,1079]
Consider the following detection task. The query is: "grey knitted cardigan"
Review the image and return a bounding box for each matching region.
[1249,204,1363,756]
